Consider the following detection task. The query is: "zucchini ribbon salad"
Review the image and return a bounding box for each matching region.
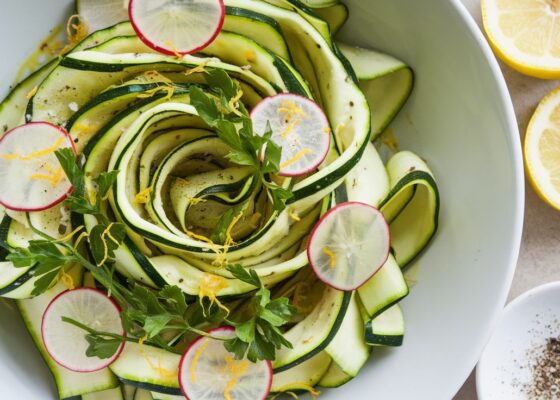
[0,0,439,399]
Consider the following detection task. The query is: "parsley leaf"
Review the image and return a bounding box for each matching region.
[188,72,294,212]
[85,334,123,359]
[55,148,85,197]
[190,86,220,126]
[206,68,238,100]
[228,264,261,288]
[95,170,119,200]
[88,223,126,266]
[225,264,296,361]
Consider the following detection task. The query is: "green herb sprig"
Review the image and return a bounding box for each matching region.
[7,149,295,363]
[225,264,296,362]
[7,148,125,297]
[190,69,293,211]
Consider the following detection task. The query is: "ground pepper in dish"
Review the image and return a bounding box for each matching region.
[526,337,560,399]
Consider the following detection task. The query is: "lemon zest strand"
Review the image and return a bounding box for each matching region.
[198,273,230,315]
[189,197,207,206]
[190,338,210,383]
[322,247,337,269]
[2,136,66,161]
[288,209,301,222]
[54,225,85,244]
[137,71,175,100]
[271,385,320,399]
[134,188,151,204]
[30,167,64,188]
[221,355,250,400]
[138,336,177,379]
[278,100,307,138]
[95,223,119,267]
[186,230,216,246]
[26,86,38,100]
[228,88,244,117]
[165,40,183,59]
[214,211,243,267]
[73,231,89,250]
[59,15,89,56]
[280,149,312,169]
[185,62,210,76]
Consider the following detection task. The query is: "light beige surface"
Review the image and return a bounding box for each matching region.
[455,0,560,399]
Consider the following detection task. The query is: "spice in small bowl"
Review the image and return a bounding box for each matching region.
[525,337,560,399]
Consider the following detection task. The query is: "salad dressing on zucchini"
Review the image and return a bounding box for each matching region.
[0,0,440,399]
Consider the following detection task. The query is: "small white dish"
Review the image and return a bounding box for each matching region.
[477,282,560,400]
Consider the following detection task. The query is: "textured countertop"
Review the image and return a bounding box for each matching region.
[455,0,560,398]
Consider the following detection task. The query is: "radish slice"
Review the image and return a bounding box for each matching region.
[0,122,75,212]
[41,288,125,372]
[179,327,272,400]
[251,94,331,177]
[129,0,225,55]
[307,202,390,291]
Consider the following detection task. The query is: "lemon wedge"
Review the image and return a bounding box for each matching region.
[525,86,560,209]
[482,0,560,78]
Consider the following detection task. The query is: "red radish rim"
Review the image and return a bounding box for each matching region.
[179,326,273,400]
[250,93,331,178]
[306,201,391,291]
[0,122,77,212]
[41,288,125,373]
[128,0,226,56]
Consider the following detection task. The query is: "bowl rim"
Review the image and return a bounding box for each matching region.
[447,0,524,397]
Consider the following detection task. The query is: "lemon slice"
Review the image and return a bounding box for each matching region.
[482,0,560,78]
[525,86,560,209]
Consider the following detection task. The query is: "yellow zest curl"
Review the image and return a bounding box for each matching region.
[280,149,312,170]
[134,188,151,204]
[189,197,207,206]
[54,225,85,244]
[2,137,66,162]
[214,211,243,267]
[322,247,337,269]
[190,338,210,383]
[73,231,89,250]
[95,223,120,267]
[185,62,210,76]
[198,273,230,315]
[228,88,244,117]
[30,166,64,188]
[278,100,307,138]
[288,209,301,222]
[221,355,250,400]
[26,86,38,100]
[138,337,177,379]
[165,40,183,59]
[270,385,320,400]
[137,71,175,100]
[59,15,89,56]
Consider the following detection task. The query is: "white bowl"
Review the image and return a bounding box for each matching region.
[476,282,560,400]
[0,0,523,399]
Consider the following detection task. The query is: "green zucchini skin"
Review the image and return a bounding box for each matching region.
[116,380,182,397]
[273,290,351,373]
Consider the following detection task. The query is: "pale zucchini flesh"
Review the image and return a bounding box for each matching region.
[365,304,405,347]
